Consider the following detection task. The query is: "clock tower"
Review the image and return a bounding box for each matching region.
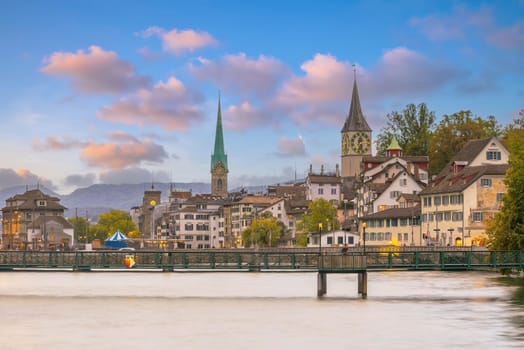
[341,71,372,177]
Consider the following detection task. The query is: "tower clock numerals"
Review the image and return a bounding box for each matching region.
[350,132,370,154]
[341,133,350,155]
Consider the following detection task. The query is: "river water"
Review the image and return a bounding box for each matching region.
[0,270,523,349]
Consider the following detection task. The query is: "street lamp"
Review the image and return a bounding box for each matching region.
[362,222,367,253]
[448,228,454,246]
[433,228,440,246]
[318,223,323,255]
[343,199,348,245]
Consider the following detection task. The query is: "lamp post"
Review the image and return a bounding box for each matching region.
[433,228,440,246]
[343,200,348,245]
[318,222,323,254]
[362,222,366,254]
[448,228,454,246]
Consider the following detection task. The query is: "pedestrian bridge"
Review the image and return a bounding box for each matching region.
[1,248,522,298]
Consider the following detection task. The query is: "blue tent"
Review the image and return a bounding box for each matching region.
[104,230,129,248]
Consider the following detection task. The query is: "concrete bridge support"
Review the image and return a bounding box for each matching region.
[317,272,327,297]
[358,271,367,299]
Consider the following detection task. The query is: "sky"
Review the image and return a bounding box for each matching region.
[0,0,523,194]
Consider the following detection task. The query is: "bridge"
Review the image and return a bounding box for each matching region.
[1,248,522,298]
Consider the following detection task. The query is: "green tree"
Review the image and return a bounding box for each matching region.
[87,209,138,242]
[241,215,284,248]
[376,103,436,156]
[429,111,503,175]
[300,199,338,245]
[68,216,89,243]
[487,111,524,250]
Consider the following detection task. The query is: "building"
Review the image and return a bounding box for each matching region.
[361,206,422,247]
[341,71,372,178]
[1,188,73,249]
[211,94,228,198]
[306,164,342,205]
[419,137,509,246]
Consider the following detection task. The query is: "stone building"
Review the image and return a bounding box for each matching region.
[1,188,73,249]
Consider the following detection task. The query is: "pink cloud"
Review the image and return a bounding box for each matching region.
[486,21,524,49]
[33,136,86,151]
[81,137,168,169]
[138,26,217,55]
[278,136,306,157]
[41,46,150,94]
[190,53,289,98]
[0,168,56,190]
[98,77,204,130]
[277,54,352,107]
[223,102,270,131]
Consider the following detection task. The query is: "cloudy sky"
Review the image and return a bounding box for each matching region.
[1,0,523,194]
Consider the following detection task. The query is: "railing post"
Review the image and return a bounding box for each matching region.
[466,251,472,269]
[209,252,215,269]
[388,252,393,268]
[182,252,188,268]
[414,252,419,270]
[491,251,497,268]
[291,253,296,269]
[440,251,445,270]
[264,253,269,269]
[236,253,241,269]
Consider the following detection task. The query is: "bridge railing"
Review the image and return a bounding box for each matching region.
[0,249,522,271]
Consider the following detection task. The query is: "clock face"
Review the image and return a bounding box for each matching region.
[351,132,370,154]
[341,133,350,155]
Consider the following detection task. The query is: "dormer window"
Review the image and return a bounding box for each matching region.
[486,150,501,160]
[37,200,47,207]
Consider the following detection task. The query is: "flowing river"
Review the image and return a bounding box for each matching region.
[0,270,523,349]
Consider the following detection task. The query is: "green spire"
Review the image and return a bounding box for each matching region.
[387,135,402,150]
[211,93,228,171]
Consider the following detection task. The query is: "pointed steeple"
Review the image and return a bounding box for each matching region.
[211,92,228,172]
[341,68,371,132]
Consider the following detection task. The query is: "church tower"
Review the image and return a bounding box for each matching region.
[341,69,372,177]
[211,94,228,198]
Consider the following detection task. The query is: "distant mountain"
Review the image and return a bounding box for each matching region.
[0,182,269,219]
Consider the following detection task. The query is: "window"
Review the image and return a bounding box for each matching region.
[391,218,398,227]
[184,214,194,220]
[331,188,337,195]
[404,233,409,242]
[472,212,483,222]
[496,192,504,202]
[480,178,492,187]
[185,224,194,231]
[397,233,402,241]
[337,236,344,244]
[434,196,441,206]
[400,179,407,186]
[442,196,449,205]
[390,191,401,199]
[327,237,333,245]
[348,237,354,244]
[452,212,463,221]
[423,197,432,207]
[318,188,324,195]
[486,151,501,160]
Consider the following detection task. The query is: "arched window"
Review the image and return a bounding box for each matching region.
[217,179,222,191]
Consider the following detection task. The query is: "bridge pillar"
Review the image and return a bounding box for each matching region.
[317,272,327,297]
[358,272,367,299]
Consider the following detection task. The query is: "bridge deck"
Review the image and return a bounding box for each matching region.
[0,249,522,272]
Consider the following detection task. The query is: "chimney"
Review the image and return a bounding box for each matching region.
[321,164,324,175]
[309,163,313,175]
[335,164,340,177]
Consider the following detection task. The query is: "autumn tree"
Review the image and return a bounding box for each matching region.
[487,110,524,250]
[241,213,284,248]
[87,209,138,242]
[297,198,338,246]
[376,103,436,156]
[429,111,502,175]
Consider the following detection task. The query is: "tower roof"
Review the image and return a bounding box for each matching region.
[387,135,402,150]
[211,94,228,171]
[341,74,371,133]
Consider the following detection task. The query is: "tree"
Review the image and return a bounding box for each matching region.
[68,216,89,243]
[487,111,524,250]
[429,111,503,175]
[86,209,138,242]
[376,103,436,156]
[299,199,338,245]
[241,214,284,248]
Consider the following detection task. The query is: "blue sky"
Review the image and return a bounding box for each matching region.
[1,0,523,194]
